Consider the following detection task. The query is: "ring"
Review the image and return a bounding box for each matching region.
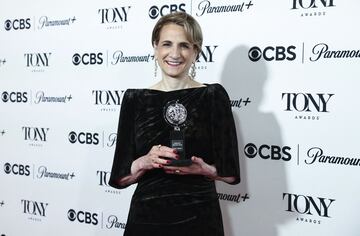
[175,170,180,173]
[157,144,161,150]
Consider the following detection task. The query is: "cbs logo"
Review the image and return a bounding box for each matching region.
[72,53,103,66]
[4,163,30,176]
[69,131,99,145]
[248,46,296,62]
[1,92,28,103]
[4,18,31,31]
[244,143,291,161]
[68,209,98,225]
[149,4,186,19]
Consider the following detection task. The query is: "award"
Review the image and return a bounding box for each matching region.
[163,100,192,166]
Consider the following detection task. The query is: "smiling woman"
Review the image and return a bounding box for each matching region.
[109,11,240,236]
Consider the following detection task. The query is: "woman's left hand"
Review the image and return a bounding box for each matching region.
[163,156,216,178]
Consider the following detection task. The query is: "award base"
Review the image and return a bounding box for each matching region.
[168,159,192,167]
[168,130,192,167]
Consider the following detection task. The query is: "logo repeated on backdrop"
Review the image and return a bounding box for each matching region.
[68,131,117,148]
[4,16,77,31]
[283,193,336,224]
[290,0,336,17]
[195,45,218,71]
[281,92,334,120]
[110,50,152,65]
[304,147,360,167]
[21,199,49,222]
[68,209,99,226]
[0,91,72,104]
[217,192,250,203]
[4,18,31,31]
[4,162,31,177]
[72,51,152,67]
[248,43,359,64]
[72,52,104,66]
[36,166,75,181]
[0,129,5,137]
[3,162,75,181]
[24,52,52,73]
[33,91,73,104]
[98,6,131,30]
[230,97,252,109]
[92,89,125,112]
[194,0,254,17]
[148,3,186,19]
[1,91,28,103]
[22,126,49,147]
[244,143,292,162]
[67,209,127,231]
[37,16,76,30]
[248,45,297,62]
[309,43,360,62]
[96,170,121,194]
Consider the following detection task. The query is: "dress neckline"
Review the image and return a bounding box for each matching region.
[144,84,209,93]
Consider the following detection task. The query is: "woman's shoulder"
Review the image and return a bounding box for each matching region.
[205,83,229,96]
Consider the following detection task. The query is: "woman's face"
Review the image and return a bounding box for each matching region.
[154,23,197,80]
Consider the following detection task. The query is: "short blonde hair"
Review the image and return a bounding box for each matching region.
[151,12,203,55]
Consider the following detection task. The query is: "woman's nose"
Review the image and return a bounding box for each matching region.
[169,46,180,58]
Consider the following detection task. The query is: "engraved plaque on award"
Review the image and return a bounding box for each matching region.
[163,100,192,166]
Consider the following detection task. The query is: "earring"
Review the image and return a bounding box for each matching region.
[190,62,196,79]
[154,59,158,78]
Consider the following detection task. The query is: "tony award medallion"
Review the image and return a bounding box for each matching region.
[163,100,191,166]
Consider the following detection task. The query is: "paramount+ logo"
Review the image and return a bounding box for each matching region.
[248,45,296,62]
[244,143,291,161]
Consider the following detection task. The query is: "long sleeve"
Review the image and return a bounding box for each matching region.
[109,89,136,189]
[210,84,240,184]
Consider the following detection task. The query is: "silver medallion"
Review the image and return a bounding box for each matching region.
[163,100,187,128]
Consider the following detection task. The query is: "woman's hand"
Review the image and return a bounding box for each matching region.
[132,145,179,173]
[163,156,216,177]
[115,145,178,187]
[163,156,236,184]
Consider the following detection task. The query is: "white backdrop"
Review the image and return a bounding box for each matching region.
[1,0,360,235]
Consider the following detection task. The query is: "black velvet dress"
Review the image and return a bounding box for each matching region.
[109,83,240,236]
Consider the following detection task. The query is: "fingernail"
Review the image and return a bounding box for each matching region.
[173,149,178,154]
[176,155,180,159]
[166,160,172,164]
[159,164,163,168]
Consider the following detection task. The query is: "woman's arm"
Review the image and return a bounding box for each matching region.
[114,145,179,187]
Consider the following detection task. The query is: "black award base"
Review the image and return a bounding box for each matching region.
[168,129,192,166]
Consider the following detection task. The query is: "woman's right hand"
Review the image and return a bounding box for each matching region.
[132,145,179,173]
[116,145,178,187]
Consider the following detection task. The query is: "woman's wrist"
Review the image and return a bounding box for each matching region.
[203,164,217,180]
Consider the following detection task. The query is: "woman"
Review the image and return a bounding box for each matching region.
[109,11,240,236]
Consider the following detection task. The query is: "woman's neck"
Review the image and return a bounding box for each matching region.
[159,76,192,91]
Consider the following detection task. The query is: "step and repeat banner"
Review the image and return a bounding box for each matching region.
[1,0,359,235]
